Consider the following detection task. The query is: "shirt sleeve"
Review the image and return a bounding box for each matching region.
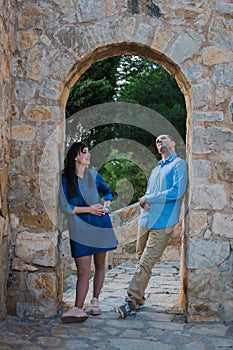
[96,172,114,201]
[59,176,75,214]
[146,160,188,204]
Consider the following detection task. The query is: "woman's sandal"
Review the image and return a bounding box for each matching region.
[61,306,88,323]
[90,297,101,316]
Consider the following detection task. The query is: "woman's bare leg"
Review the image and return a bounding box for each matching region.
[74,255,91,308]
[93,252,106,299]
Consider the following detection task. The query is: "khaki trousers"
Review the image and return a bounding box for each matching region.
[126,225,175,305]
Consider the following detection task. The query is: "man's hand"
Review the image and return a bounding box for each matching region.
[139,196,150,210]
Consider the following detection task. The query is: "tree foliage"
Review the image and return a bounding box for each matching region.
[66,57,121,118]
[98,149,148,211]
[116,56,186,140]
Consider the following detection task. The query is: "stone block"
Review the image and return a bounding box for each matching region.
[76,0,106,22]
[19,5,56,30]
[193,111,224,122]
[15,231,58,267]
[16,300,58,318]
[26,47,45,81]
[17,31,38,51]
[189,210,210,239]
[39,77,61,100]
[24,106,52,121]
[222,299,233,322]
[215,161,233,182]
[152,27,173,53]
[202,46,233,66]
[212,213,233,238]
[192,159,211,180]
[167,29,204,64]
[191,184,227,210]
[26,271,57,299]
[192,82,211,107]
[11,124,36,141]
[188,240,230,269]
[14,80,37,99]
[213,63,233,87]
[135,23,153,44]
[206,126,233,153]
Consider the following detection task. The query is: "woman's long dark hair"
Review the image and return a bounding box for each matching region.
[62,142,89,197]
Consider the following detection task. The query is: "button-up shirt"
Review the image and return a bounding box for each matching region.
[139,153,188,229]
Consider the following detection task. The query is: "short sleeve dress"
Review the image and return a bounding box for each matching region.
[59,169,118,258]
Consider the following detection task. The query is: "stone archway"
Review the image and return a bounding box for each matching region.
[2,2,232,322]
[60,45,191,314]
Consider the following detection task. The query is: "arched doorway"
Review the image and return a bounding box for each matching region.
[58,43,191,317]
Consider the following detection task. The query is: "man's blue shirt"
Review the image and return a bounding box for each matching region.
[139,153,188,229]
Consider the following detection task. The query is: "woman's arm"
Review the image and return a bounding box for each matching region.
[72,203,105,216]
[95,172,113,213]
[96,172,114,201]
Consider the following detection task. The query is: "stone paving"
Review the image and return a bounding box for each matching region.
[0,261,232,350]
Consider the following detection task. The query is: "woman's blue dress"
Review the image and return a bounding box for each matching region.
[59,169,118,258]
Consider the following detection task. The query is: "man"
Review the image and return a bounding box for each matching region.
[117,134,188,318]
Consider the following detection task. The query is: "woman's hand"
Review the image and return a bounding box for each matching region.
[90,203,106,216]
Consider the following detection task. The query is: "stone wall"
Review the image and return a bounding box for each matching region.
[0,0,15,322]
[1,0,232,322]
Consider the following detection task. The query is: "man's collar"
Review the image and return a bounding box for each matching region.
[158,152,177,165]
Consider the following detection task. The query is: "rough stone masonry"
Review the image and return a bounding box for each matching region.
[0,0,232,322]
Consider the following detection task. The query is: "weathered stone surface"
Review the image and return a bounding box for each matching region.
[188,240,230,269]
[167,29,204,64]
[193,111,224,122]
[190,211,209,237]
[193,126,233,154]
[215,161,233,182]
[191,184,227,210]
[14,80,37,99]
[212,213,233,238]
[26,47,45,81]
[192,160,211,180]
[0,238,8,320]
[152,27,173,52]
[213,63,233,87]
[192,82,212,107]
[26,271,57,299]
[205,127,233,153]
[11,125,36,141]
[0,0,15,321]
[17,31,38,51]
[202,46,233,66]
[24,106,52,121]
[15,231,58,267]
[222,299,233,321]
[19,6,57,30]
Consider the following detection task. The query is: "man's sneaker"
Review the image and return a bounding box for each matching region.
[137,304,145,311]
[117,301,137,319]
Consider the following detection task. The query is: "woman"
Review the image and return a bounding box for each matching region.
[59,142,118,323]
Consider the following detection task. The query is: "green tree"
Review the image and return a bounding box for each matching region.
[66,57,121,118]
[116,56,186,140]
[98,149,148,210]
